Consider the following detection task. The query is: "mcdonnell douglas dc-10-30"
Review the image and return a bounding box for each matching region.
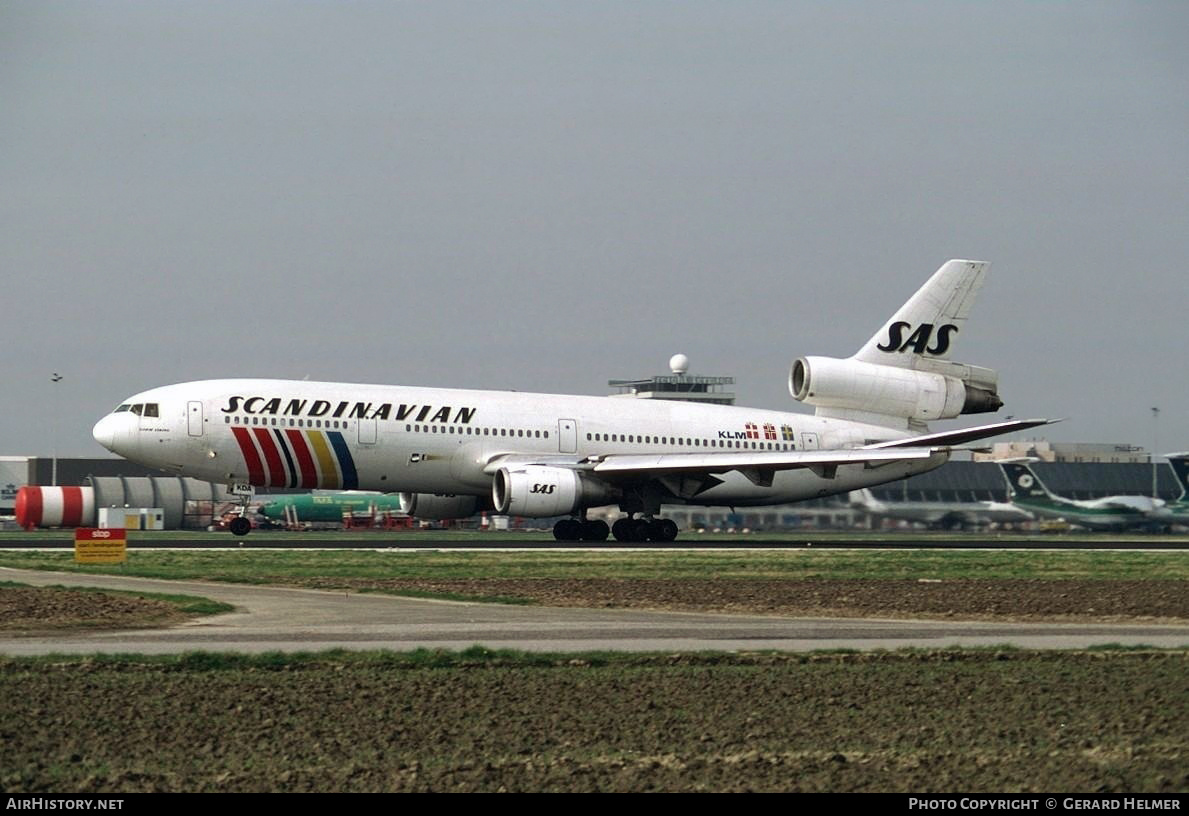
[93,259,1054,541]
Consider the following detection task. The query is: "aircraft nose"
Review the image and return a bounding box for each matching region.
[92,414,122,453]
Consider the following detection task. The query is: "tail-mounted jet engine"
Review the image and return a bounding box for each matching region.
[790,356,1002,421]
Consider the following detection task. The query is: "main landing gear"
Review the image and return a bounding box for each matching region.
[611,517,679,543]
[552,518,610,542]
[552,515,679,543]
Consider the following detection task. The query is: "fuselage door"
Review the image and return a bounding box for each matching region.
[558,418,577,454]
[800,432,819,450]
[358,417,378,446]
[187,401,203,437]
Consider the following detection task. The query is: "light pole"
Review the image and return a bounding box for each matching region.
[1151,406,1160,499]
[51,373,63,486]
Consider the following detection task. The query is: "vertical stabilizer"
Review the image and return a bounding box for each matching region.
[999,461,1054,501]
[1164,453,1189,500]
[853,260,988,368]
[848,488,884,511]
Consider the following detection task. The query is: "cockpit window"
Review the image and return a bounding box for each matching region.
[143,403,159,417]
[130,404,143,416]
[114,404,130,413]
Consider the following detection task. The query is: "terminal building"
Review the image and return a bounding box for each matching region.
[869,459,1177,503]
[972,441,1151,464]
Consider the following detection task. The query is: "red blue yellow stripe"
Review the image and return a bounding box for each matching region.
[232,428,358,489]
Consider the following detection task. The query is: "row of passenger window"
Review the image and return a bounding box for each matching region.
[587,432,791,451]
[222,415,787,451]
[405,424,550,439]
[226,415,349,429]
[225,415,552,438]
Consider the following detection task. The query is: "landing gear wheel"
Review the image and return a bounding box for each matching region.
[229,517,251,537]
[650,519,679,543]
[611,518,634,542]
[630,518,651,542]
[579,519,610,542]
[553,518,582,542]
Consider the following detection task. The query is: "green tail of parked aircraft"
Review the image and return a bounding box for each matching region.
[1162,453,1189,525]
[260,491,408,524]
[998,461,1168,531]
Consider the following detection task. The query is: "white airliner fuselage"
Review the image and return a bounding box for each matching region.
[93,260,1053,541]
[94,379,944,501]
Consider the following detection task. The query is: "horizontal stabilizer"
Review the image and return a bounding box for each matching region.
[862,418,1061,450]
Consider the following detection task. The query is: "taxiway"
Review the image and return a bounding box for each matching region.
[2,567,1186,655]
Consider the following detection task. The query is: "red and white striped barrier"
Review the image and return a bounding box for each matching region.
[14,486,96,530]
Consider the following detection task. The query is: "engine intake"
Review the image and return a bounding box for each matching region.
[492,466,618,517]
[790,356,1002,420]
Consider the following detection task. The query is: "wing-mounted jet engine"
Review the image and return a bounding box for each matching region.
[398,492,487,520]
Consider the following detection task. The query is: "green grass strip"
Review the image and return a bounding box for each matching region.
[1,547,1186,582]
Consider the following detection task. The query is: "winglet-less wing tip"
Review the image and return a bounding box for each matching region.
[863,417,1063,450]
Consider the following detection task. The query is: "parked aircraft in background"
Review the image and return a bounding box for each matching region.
[93,259,1052,541]
[1161,453,1189,527]
[998,460,1167,531]
[849,487,1033,530]
[259,491,407,525]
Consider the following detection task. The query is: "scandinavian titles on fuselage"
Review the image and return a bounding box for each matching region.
[218,395,797,443]
[220,396,477,425]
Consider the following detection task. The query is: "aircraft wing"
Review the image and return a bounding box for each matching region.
[483,417,1057,485]
[1085,495,1164,513]
[862,418,1059,450]
[485,449,938,484]
[587,448,937,477]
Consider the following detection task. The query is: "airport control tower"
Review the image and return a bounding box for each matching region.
[608,354,736,406]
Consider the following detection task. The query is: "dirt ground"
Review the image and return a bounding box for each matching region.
[1,581,1186,792]
[0,587,188,633]
[1,651,1184,793]
[284,577,1189,622]
[3,578,1186,634]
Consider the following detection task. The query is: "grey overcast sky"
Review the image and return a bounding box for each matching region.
[2,1,1186,458]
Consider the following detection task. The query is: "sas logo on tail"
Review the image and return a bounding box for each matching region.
[877,322,958,356]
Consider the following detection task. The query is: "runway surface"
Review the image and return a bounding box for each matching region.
[3,535,1188,550]
[3,568,1187,655]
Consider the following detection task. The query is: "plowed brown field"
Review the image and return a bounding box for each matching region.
[1,652,1184,793]
[285,577,1189,622]
[0,587,187,632]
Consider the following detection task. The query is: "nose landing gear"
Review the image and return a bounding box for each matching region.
[226,483,255,537]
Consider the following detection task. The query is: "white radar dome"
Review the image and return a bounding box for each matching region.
[669,354,690,374]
